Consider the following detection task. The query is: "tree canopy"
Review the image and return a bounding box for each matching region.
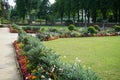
[13,0,120,24]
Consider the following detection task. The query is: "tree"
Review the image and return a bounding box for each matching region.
[0,0,2,23]
[52,0,65,24]
[37,0,50,24]
[16,0,27,21]
[10,7,19,23]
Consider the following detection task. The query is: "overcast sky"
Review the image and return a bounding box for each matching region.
[8,0,55,6]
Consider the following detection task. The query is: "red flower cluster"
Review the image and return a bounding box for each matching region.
[13,41,31,80]
[9,26,13,33]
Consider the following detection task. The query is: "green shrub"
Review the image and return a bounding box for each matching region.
[113,25,120,32]
[48,28,58,32]
[94,25,100,31]
[88,26,97,34]
[68,24,76,31]
[71,31,81,37]
[12,24,21,30]
[39,28,45,33]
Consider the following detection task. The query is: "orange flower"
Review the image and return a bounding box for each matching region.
[32,69,37,73]
[31,75,36,80]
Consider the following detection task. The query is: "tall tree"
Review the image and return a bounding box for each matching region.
[37,0,50,24]
[52,0,65,24]
[16,0,27,21]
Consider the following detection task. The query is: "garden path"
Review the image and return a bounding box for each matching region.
[0,27,20,80]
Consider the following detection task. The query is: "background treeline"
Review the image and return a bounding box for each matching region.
[1,0,120,25]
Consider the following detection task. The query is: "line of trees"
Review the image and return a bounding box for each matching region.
[53,0,120,24]
[11,0,120,24]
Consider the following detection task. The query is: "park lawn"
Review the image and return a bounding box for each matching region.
[44,36,120,80]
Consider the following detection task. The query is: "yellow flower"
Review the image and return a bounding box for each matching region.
[32,69,37,73]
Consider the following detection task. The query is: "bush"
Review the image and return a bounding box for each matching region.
[48,28,58,32]
[94,25,100,31]
[113,25,120,32]
[88,26,97,34]
[71,31,81,37]
[12,24,21,30]
[68,24,76,31]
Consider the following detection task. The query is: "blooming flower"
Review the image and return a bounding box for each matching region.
[31,75,36,79]
[41,75,45,79]
[32,69,37,73]
[48,78,52,80]
[64,56,66,58]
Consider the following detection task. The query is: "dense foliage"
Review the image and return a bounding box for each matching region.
[15,30,102,80]
[14,0,120,24]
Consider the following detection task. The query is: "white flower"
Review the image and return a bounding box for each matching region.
[75,57,81,63]
[59,68,63,71]
[77,59,81,63]
[88,67,91,69]
[64,56,66,58]
[83,65,86,68]
[51,67,55,72]
[75,57,78,60]
[41,75,45,79]
[25,77,28,79]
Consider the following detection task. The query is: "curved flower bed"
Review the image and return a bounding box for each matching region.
[13,31,102,80]
[10,24,120,42]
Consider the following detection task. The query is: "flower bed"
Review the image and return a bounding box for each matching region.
[10,24,120,41]
[13,31,102,80]
[9,24,40,33]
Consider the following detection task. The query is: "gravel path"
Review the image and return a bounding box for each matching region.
[0,27,20,80]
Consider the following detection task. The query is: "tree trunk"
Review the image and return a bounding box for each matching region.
[72,13,75,23]
[60,14,63,24]
[81,9,84,23]
[84,10,87,27]
[68,10,71,20]
[92,10,97,23]
[118,9,120,23]
[102,8,107,20]
[45,18,48,25]
[77,10,80,22]
[87,10,90,23]
[113,9,118,23]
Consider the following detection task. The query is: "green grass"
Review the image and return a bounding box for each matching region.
[44,36,120,80]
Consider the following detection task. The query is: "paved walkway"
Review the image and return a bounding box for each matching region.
[0,27,20,80]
